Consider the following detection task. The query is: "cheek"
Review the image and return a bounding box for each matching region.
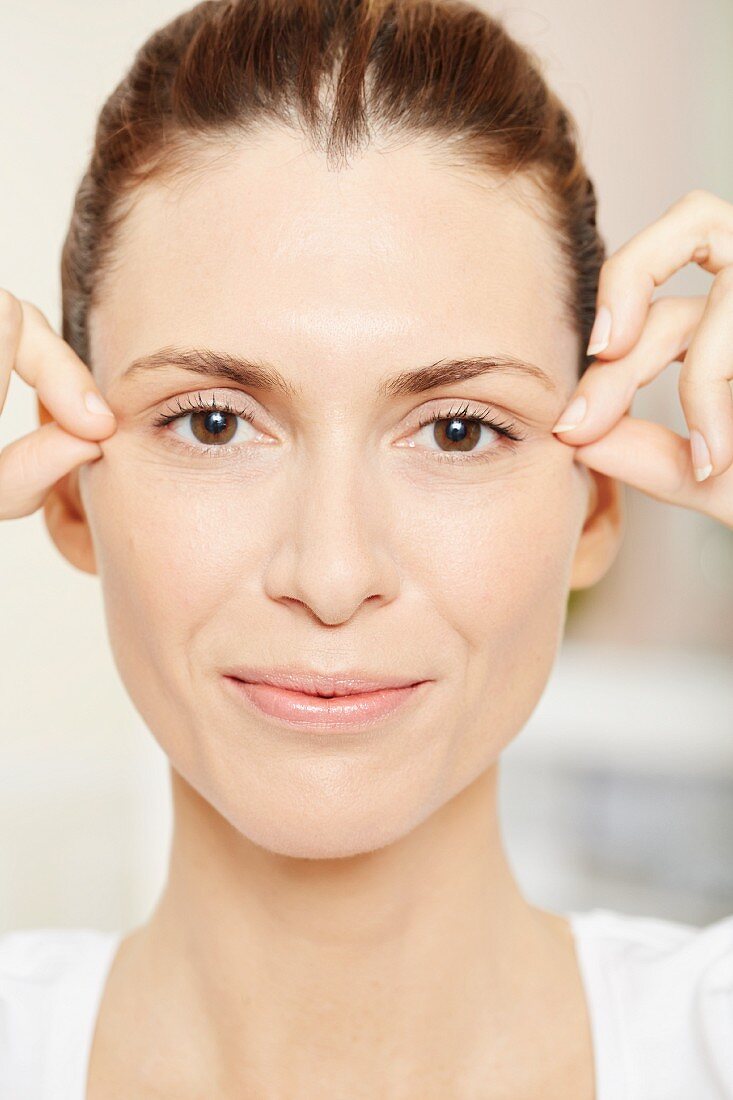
[406,465,581,638]
[399,462,583,789]
[398,459,584,765]
[81,451,256,683]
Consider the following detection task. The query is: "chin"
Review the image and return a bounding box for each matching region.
[236,801,415,860]
[198,775,424,862]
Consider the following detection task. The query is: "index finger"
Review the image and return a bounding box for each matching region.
[587,189,733,360]
[12,297,117,441]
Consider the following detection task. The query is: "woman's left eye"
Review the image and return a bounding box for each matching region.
[405,403,526,463]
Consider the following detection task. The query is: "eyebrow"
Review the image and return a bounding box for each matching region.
[119,345,557,398]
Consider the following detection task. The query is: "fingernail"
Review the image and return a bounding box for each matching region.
[84,391,114,418]
[586,305,612,356]
[690,429,712,482]
[552,393,587,433]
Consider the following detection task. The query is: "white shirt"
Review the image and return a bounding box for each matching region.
[0,907,731,1099]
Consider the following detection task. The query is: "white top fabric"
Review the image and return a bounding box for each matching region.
[0,926,121,1100]
[1,907,732,1099]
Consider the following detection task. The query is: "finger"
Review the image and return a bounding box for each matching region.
[570,415,733,526]
[676,265,733,480]
[552,295,705,442]
[0,422,102,520]
[587,189,733,361]
[10,296,117,441]
[0,289,23,414]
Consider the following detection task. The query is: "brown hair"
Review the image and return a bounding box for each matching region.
[61,0,605,377]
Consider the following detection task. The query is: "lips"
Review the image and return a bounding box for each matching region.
[221,665,424,697]
[222,675,428,731]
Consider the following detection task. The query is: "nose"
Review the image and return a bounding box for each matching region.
[262,449,400,626]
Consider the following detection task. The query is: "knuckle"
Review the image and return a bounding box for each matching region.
[597,250,623,286]
[0,287,22,330]
[581,359,608,386]
[0,443,19,500]
[646,294,695,340]
[677,364,700,402]
[0,434,42,489]
[712,263,733,294]
[0,451,33,519]
[671,444,692,496]
[18,299,49,327]
[678,188,713,211]
[647,295,677,321]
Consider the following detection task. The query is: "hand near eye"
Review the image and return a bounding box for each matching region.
[551,189,733,529]
[0,290,117,520]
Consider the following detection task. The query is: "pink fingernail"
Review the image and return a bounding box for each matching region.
[586,305,612,356]
[84,391,114,418]
[689,429,712,482]
[552,394,587,433]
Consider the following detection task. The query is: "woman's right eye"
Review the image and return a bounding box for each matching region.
[169,406,257,448]
[152,392,267,456]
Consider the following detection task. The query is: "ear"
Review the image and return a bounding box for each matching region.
[569,465,625,590]
[37,395,98,576]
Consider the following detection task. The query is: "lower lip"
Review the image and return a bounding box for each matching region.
[222,677,426,731]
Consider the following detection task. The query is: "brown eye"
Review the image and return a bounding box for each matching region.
[152,393,260,453]
[431,416,484,453]
[404,402,525,464]
[189,409,239,446]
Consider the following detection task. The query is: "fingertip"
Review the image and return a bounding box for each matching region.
[552,393,588,434]
[586,305,612,356]
[83,390,115,420]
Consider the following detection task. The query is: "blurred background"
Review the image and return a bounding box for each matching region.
[0,0,731,936]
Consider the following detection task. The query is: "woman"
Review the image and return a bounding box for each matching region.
[1,0,731,1096]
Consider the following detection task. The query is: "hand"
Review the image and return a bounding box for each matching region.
[551,189,733,529]
[0,289,117,520]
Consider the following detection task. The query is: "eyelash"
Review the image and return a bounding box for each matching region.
[152,392,258,460]
[151,391,527,464]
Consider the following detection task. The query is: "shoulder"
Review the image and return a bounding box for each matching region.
[570,908,733,1094]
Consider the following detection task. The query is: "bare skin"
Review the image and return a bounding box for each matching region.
[2,130,631,1096]
[86,770,596,1099]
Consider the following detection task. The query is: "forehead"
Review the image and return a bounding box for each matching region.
[90,129,576,392]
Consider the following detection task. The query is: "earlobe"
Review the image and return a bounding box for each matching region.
[43,469,98,575]
[37,395,98,576]
[569,466,625,590]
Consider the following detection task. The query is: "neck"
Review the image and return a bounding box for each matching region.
[129,763,572,1094]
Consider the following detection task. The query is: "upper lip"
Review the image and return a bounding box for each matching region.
[223,666,426,697]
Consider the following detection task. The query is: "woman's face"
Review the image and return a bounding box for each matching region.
[70,129,618,858]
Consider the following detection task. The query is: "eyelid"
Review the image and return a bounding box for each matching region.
[407,396,507,426]
[162,387,257,411]
[155,388,266,427]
